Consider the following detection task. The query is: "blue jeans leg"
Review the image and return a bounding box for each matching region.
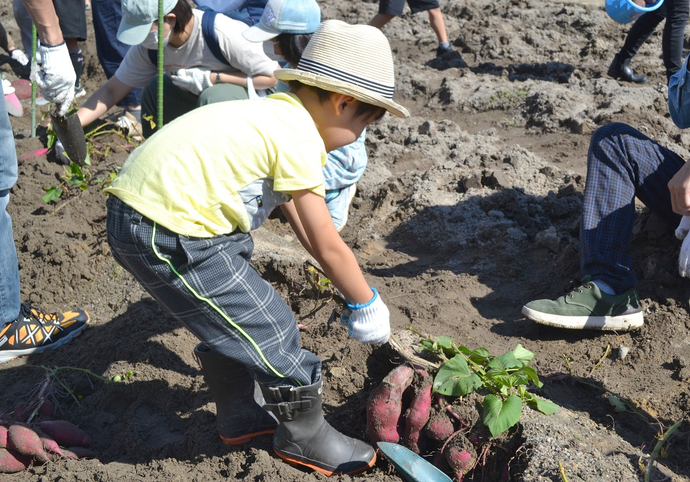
[580,122,684,293]
[0,79,20,324]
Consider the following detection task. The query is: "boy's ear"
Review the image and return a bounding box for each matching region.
[331,94,358,116]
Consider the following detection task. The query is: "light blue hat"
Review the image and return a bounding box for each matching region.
[118,0,178,46]
[242,0,321,43]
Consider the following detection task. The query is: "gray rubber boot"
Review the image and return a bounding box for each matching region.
[194,343,277,446]
[261,379,376,476]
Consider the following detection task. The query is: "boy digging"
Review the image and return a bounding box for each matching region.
[104,20,409,476]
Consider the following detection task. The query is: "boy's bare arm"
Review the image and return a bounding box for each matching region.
[288,190,375,305]
[77,75,133,127]
[280,200,314,256]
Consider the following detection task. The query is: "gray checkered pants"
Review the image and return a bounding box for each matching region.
[106,196,321,387]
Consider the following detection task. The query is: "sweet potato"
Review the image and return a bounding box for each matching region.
[61,446,97,459]
[0,448,29,473]
[37,420,93,448]
[7,423,51,464]
[403,371,433,453]
[14,400,53,423]
[443,433,477,482]
[0,424,7,449]
[40,435,64,457]
[366,365,415,444]
[13,402,30,423]
[424,408,456,444]
[37,399,54,420]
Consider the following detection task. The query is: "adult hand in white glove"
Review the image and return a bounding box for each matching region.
[31,42,76,117]
[341,288,390,344]
[170,68,213,95]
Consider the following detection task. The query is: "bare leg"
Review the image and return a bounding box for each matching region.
[427,8,448,43]
[369,13,395,29]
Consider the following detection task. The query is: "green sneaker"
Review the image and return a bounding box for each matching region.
[522,276,644,331]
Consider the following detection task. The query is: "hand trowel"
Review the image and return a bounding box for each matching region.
[377,442,452,482]
[50,110,87,164]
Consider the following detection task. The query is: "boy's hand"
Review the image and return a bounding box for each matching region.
[341,288,390,344]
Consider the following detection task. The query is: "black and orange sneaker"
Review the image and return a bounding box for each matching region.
[0,303,90,363]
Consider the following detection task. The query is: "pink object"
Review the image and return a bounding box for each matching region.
[19,147,50,161]
[10,79,31,100]
[5,92,23,117]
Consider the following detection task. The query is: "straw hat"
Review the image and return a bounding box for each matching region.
[274,20,410,118]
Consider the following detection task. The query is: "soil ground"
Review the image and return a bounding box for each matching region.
[1,0,690,480]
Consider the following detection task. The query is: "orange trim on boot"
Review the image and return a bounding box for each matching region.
[219,428,275,446]
[273,449,376,477]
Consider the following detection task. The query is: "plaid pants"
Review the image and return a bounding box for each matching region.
[106,196,320,387]
[581,122,684,293]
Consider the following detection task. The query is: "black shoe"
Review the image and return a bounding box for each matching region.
[607,54,648,84]
[436,43,454,57]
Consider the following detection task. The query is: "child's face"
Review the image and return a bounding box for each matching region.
[318,97,378,152]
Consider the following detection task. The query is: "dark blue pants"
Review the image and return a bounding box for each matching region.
[581,122,684,292]
[91,0,141,108]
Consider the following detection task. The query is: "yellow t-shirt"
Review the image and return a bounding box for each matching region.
[105,93,326,237]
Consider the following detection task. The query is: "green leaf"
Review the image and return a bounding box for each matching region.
[608,395,627,413]
[512,344,535,365]
[436,336,455,350]
[43,186,63,203]
[489,373,516,388]
[68,162,84,178]
[488,351,521,371]
[469,347,490,365]
[457,345,472,356]
[515,366,543,388]
[433,354,483,396]
[483,394,522,437]
[526,394,560,415]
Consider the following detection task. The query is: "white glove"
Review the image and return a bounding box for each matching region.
[31,42,76,116]
[10,49,29,66]
[53,139,69,164]
[676,215,690,240]
[170,68,213,95]
[678,216,690,277]
[341,288,390,344]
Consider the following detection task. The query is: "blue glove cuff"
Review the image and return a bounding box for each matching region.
[346,287,378,310]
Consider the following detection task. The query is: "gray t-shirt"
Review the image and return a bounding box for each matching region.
[115,9,278,88]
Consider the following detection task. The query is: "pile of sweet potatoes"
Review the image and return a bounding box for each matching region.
[0,399,95,473]
[366,364,485,482]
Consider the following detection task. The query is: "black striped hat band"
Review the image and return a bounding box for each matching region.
[297,58,395,100]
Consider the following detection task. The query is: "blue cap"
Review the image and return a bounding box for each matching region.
[242,0,321,43]
[118,0,178,45]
